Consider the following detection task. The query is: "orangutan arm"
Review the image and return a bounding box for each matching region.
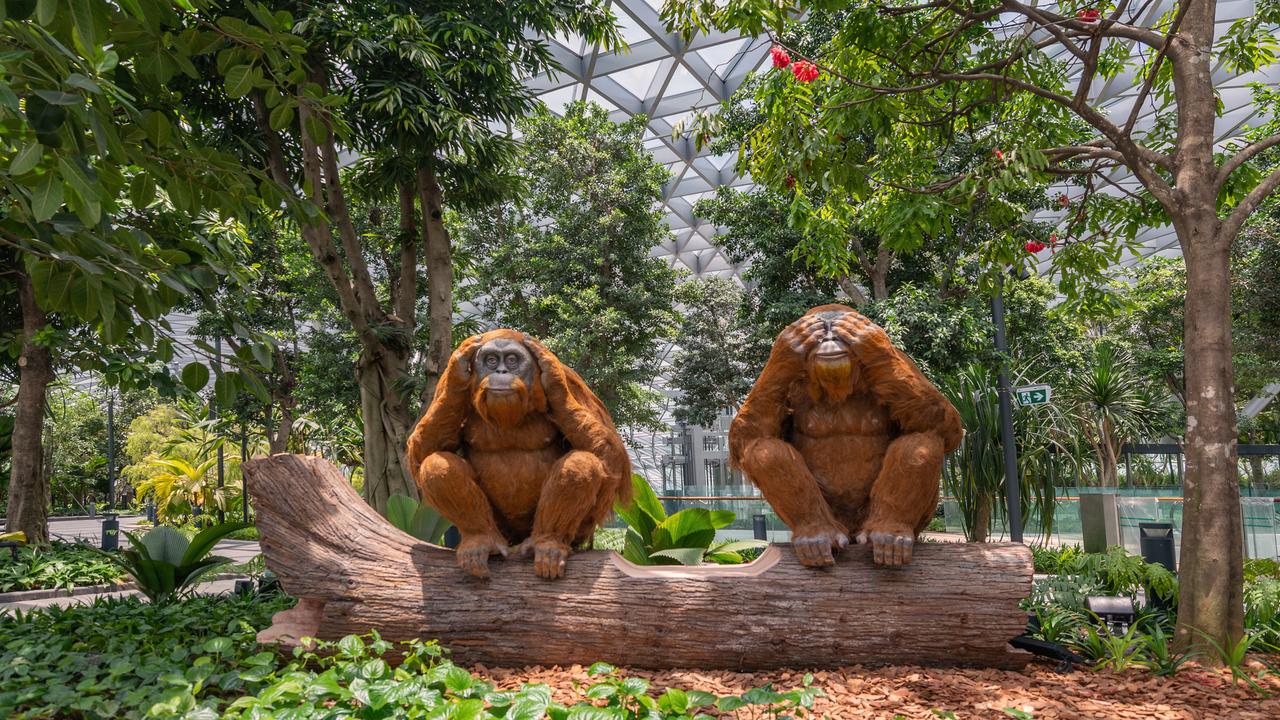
[727,315,825,465]
[406,335,483,472]
[832,314,963,453]
[522,337,625,457]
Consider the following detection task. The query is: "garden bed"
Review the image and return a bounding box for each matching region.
[485,659,1280,719]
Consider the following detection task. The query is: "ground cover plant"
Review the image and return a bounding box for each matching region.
[0,593,824,719]
[0,541,125,593]
[0,592,293,719]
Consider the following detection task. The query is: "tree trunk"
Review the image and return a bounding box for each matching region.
[268,405,294,455]
[245,454,1034,669]
[357,353,418,511]
[419,165,453,404]
[1173,226,1243,654]
[970,493,991,542]
[5,269,53,544]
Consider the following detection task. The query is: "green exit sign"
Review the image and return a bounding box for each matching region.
[1016,384,1052,406]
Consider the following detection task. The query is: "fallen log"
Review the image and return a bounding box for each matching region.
[244,453,1033,669]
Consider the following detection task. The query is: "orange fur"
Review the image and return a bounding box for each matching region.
[729,305,962,564]
[406,329,631,577]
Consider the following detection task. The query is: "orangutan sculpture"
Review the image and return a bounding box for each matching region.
[729,305,963,567]
[406,330,631,579]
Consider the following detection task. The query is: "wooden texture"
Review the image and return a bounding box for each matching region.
[244,453,1033,670]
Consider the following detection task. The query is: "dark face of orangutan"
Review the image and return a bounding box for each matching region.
[806,310,860,404]
[472,338,538,429]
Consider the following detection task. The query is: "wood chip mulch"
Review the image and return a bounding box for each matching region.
[476,657,1280,719]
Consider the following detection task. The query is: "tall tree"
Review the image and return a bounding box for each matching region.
[188,0,619,510]
[669,0,1280,654]
[668,278,760,427]
[0,2,259,542]
[461,102,681,429]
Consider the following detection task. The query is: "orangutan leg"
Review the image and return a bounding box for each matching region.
[737,437,849,568]
[415,451,508,578]
[518,450,610,579]
[857,432,944,566]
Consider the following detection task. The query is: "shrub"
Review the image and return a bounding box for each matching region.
[0,542,125,592]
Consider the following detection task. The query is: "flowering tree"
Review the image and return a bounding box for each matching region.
[665,0,1280,653]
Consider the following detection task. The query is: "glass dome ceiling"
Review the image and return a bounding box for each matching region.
[525,0,771,280]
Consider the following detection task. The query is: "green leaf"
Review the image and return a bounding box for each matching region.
[129,174,156,207]
[9,141,41,175]
[213,372,238,408]
[268,102,294,131]
[303,114,328,143]
[708,509,736,529]
[224,65,256,98]
[385,494,417,533]
[141,526,190,567]
[653,509,715,551]
[31,170,63,221]
[181,362,210,391]
[181,522,250,567]
[649,547,705,566]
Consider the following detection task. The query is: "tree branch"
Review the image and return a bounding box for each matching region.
[1216,133,1280,188]
[1220,164,1280,243]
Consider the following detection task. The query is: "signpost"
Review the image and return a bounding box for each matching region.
[1015,384,1052,407]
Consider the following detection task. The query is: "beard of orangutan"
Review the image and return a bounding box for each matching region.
[808,354,860,405]
[473,376,534,430]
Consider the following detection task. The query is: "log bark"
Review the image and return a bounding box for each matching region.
[244,453,1033,670]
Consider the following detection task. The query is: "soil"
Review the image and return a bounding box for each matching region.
[478,657,1280,719]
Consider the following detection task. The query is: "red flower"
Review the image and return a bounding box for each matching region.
[993,148,1005,161]
[1077,8,1100,22]
[791,60,820,83]
[1025,240,1046,254]
[785,174,797,190]
[1056,193,1069,208]
[1049,233,1059,245]
[770,46,791,69]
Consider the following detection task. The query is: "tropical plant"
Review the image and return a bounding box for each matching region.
[1029,606,1085,645]
[1072,622,1147,672]
[940,364,1074,541]
[1137,624,1196,677]
[1065,345,1159,487]
[615,475,765,566]
[1199,630,1272,694]
[385,494,452,545]
[133,454,239,524]
[98,523,248,603]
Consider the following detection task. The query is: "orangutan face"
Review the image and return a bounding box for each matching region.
[806,310,859,404]
[472,338,538,428]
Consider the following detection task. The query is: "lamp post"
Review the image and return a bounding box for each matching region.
[991,269,1024,543]
[215,337,226,525]
[241,424,249,522]
[105,391,115,510]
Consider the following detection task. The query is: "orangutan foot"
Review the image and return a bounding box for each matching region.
[856,527,915,567]
[455,533,509,578]
[514,537,571,579]
[791,524,849,568]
